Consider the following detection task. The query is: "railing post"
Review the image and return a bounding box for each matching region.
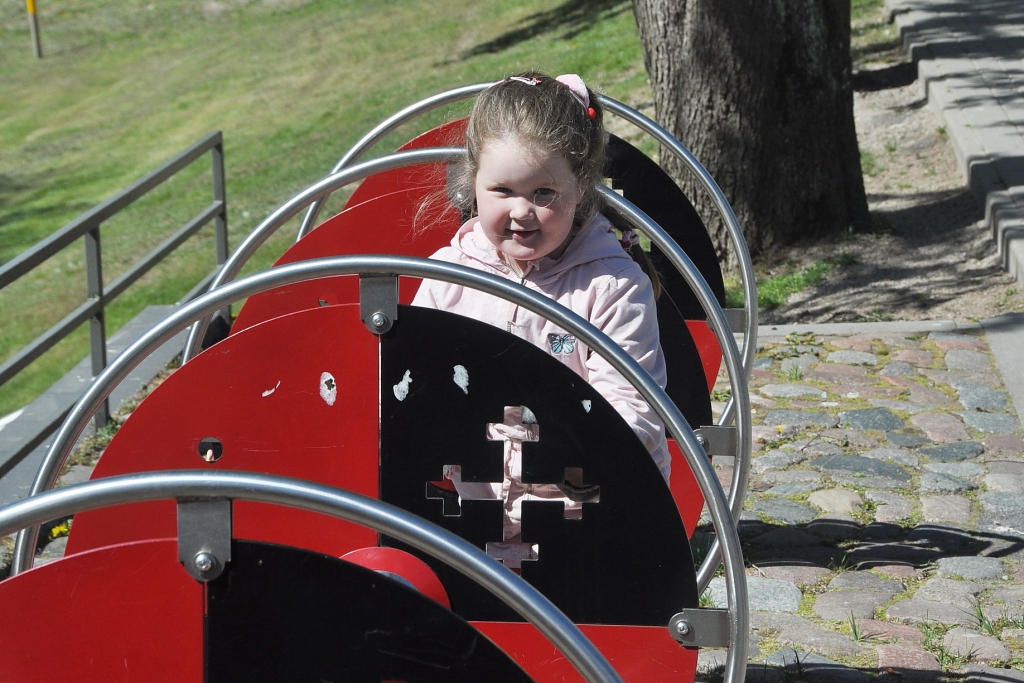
[211,138,230,324]
[84,225,109,430]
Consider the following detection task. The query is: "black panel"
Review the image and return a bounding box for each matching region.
[605,135,723,429]
[206,540,532,683]
[380,306,698,625]
[605,134,726,314]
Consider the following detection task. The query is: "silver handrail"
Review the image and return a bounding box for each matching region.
[0,470,623,683]
[599,188,751,592]
[13,256,748,683]
[180,147,465,363]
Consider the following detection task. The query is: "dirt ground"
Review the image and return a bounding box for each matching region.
[756,14,1024,325]
[760,77,1023,324]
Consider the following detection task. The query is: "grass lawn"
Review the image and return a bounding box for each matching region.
[0,0,649,416]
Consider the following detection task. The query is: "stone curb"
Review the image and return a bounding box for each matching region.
[884,0,1024,289]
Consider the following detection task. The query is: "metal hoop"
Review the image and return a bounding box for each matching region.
[293,84,757,407]
[0,470,623,683]
[14,256,748,683]
[599,188,751,591]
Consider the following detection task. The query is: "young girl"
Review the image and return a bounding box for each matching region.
[413,72,668,566]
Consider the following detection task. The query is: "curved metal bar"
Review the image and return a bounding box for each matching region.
[598,97,758,424]
[599,188,750,593]
[180,147,466,363]
[0,470,623,683]
[295,84,756,403]
[295,83,490,240]
[14,255,748,683]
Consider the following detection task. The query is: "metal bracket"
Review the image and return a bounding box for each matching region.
[694,425,738,457]
[177,498,232,582]
[669,609,730,648]
[721,308,747,334]
[360,274,398,335]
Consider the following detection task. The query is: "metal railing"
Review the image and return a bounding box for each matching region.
[0,131,228,435]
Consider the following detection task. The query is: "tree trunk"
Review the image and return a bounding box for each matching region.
[631,0,870,269]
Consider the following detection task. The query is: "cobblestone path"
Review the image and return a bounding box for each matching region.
[699,328,1024,682]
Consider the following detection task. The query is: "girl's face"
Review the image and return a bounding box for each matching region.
[474,136,581,270]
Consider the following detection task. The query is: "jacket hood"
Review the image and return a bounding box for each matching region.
[451,213,634,285]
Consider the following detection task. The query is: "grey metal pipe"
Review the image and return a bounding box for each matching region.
[0,470,623,683]
[597,98,758,424]
[296,84,489,239]
[14,255,747,683]
[599,188,751,592]
[180,147,466,363]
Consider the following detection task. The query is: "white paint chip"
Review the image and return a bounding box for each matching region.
[393,370,413,401]
[262,380,281,397]
[520,405,537,424]
[320,372,338,406]
[581,400,592,413]
[453,365,469,394]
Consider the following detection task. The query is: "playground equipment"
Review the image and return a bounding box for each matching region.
[2,85,756,683]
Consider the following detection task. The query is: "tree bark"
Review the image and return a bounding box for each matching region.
[631,0,870,269]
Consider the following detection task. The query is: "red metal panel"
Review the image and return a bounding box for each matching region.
[341,546,451,609]
[685,319,723,392]
[232,121,467,334]
[668,438,706,537]
[66,304,379,558]
[0,539,203,682]
[471,622,697,683]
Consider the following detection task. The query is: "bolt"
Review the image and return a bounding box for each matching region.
[194,552,215,573]
[370,312,388,329]
[675,620,691,636]
[697,434,709,449]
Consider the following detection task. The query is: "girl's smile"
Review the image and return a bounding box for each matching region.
[474,136,581,271]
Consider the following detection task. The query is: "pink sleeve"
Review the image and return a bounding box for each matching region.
[584,271,671,479]
[411,247,459,310]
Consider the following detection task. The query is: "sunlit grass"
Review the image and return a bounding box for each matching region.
[0,0,647,415]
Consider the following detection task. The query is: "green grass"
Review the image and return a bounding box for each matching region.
[0,0,648,416]
[724,251,858,311]
[850,0,900,66]
[758,262,831,310]
[860,148,884,177]
[850,0,884,21]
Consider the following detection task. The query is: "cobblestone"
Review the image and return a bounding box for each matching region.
[734,325,1024,680]
[911,412,970,442]
[935,556,1004,581]
[942,627,1011,662]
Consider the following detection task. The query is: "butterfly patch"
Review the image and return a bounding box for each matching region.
[547,333,576,355]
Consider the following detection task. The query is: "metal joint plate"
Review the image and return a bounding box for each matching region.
[694,425,737,457]
[721,308,747,334]
[177,498,232,582]
[359,274,399,335]
[668,608,730,648]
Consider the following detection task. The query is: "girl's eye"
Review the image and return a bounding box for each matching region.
[533,188,558,207]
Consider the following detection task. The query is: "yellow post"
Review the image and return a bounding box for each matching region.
[26,0,42,59]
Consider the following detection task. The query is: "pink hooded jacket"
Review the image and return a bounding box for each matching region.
[412,212,670,478]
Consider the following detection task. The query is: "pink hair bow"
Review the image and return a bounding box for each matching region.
[555,74,590,108]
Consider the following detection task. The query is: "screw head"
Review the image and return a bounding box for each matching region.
[675,620,691,636]
[370,312,388,329]
[696,434,709,449]
[194,551,215,573]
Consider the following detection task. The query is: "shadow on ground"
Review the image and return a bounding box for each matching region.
[458,0,631,59]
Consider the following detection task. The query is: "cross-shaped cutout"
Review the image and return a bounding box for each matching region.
[426,406,539,517]
[424,406,600,570]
